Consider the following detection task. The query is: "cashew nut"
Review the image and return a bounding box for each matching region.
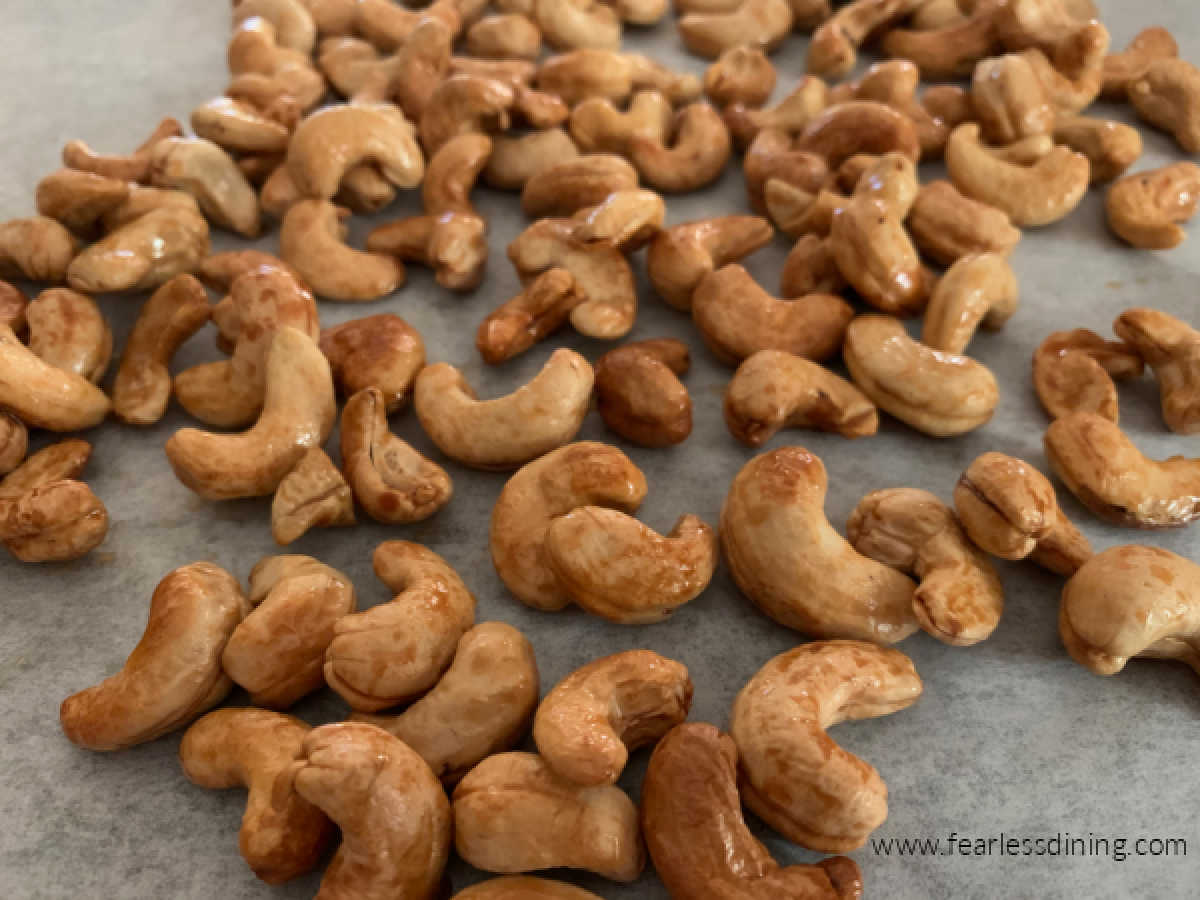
[921,253,1019,354]
[1102,26,1178,99]
[704,45,776,109]
[319,314,424,412]
[466,13,542,58]
[881,0,1003,80]
[807,0,923,78]
[280,199,404,301]
[191,97,292,155]
[1105,163,1200,251]
[1114,308,1200,434]
[66,206,210,294]
[100,185,201,232]
[0,477,107,564]
[534,0,621,51]
[61,117,182,184]
[780,233,846,297]
[0,439,91,500]
[0,324,110,431]
[1033,328,1143,423]
[568,91,671,156]
[0,217,76,284]
[476,269,583,364]
[419,75,513,155]
[623,102,729,193]
[234,0,317,53]
[146,137,261,238]
[452,878,604,900]
[354,0,458,49]
[678,0,793,59]
[0,412,27,477]
[484,128,579,191]
[796,101,921,168]
[521,154,639,219]
[271,448,355,544]
[35,169,130,238]
[0,280,26,337]
[971,53,1055,145]
[907,180,1021,266]
[568,188,664,251]
[536,49,700,106]
[24,288,112,385]
[646,215,773,311]
[1053,115,1142,185]
[731,641,922,851]
[59,562,249,751]
[594,339,691,447]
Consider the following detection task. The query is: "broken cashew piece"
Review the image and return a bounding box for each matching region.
[1113,308,1200,435]
[920,253,1019,353]
[0,324,110,432]
[149,137,262,238]
[1128,59,1200,154]
[320,314,424,413]
[61,117,182,183]
[280,199,404,301]
[1105,163,1200,251]
[476,269,583,364]
[271,448,355,545]
[629,103,731,193]
[1032,328,1143,422]
[594,339,691,447]
[646,215,773,311]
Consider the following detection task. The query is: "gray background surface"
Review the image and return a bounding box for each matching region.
[1,2,1198,898]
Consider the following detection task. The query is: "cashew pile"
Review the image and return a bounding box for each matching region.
[5,0,1200,895]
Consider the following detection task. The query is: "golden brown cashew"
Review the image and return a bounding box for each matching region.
[1105,163,1200,251]
[796,101,921,168]
[0,280,26,336]
[722,447,919,642]
[303,0,357,34]
[780,233,845,297]
[340,387,453,524]
[907,181,1021,266]
[453,752,644,881]
[0,324,110,432]
[60,563,248,751]
[166,328,335,500]
[419,75,513,155]
[646,216,773,311]
[325,541,476,712]
[234,0,317,52]
[0,217,76,284]
[0,413,27,477]
[568,92,671,156]
[1032,328,1143,422]
[452,878,605,900]
[678,0,793,59]
[594,339,691,447]
[533,651,691,785]
[222,556,356,708]
[536,50,700,106]
[35,169,130,238]
[320,314,424,412]
[476,269,583,364]
[0,439,91,499]
[849,489,1005,645]
[704,46,776,109]
[466,13,542,58]
[191,97,292,155]
[521,155,639,219]
[24,289,111,384]
[1102,26,1178,99]
[807,0,923,78]
[1045,412,1200,528]
[280,199,403,302]
[692,264,853,366]
[287,103,424,199]
[881,1,1003,80]
[724,350,877,446]
[1131,60,1200,153]
[61,117,182,184]
[284,722,452,900]
[66,206,210,294]
[642,723,865,900]
[450,54,538,85]
[534,0,621,51]
[0,478,107,564]
[491,442,647,611]
[920,253,1019,353]
[971,54,1055,146]
[731,641,922,852]
[148,137,261,238]
[355,623,539,784]
[1053,115,1142,185]
[1114,308,1200,434]
[628,103,731,193]
[1060,545,1200,677]
[724,78,830,150]
[484,128,580,191]
[569,189,664,251]
[101,185,202,232]
[180,708,332,884]
[271,448,355,544]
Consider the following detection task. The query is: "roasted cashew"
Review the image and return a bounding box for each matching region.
[340,387,453,524]
[280,199,403,301]
[0,478,107,564]
[908,180,1021,266]
[476,269,583,364]
[100,185,201,232]
[628,103,730,193]
[594,339,691,447]
[881,0,1004,80]
[536,50,700,106]
[320,314,424,412]
[807,0,923,78]
[1114,308,1200,434]
[325,541,475,711]
[678,0,793,59]
[569,188,664,251]
[534,651,691,785]
[921,253,1019,353]
[191,97,292,155]
[414,349,592,471]
[1105,163,1200,251]
[1033,328,1143,423]
[0,324,110,432]
[271,448,355,545]
[0,439,91,500]
[780,233,845,297]
[147,137,261,238]
[419,75,513,155]
[1017,28,1108,114]
[722,447,919,641]
[642,722,865,900]
[179,708,333,884]
[61,117,182,184]
[763,181,842,239]
[452,878,605,900]
[724,78,829,150]
[533,0,620,51]
[453,751,644,881]
[1045,411,1200,528]
[731,641,922,851]
[521,154,639,219]
[1053,115,1142,185]
[1102,26,1178,99]
[909,0,966,30]
[355,0,458,50]
[0,217,76,284]
[35,169,130,238]
[484,128,580,191]
[466,13,542,58]
[647,216,773,311]
[302,0,357,34]
[451,54,538,84]
[1060,545,1200,678]
[971,53,1055,146]
[568,91,672,156]
[355,623,539,784]
[795,101,921,169]
[0,281,26,337]
[849,489,1005,644]
[166,328,335,500]
[59,563,248,751]
[725,350,877,446]
[234,0,317,53]
[24,289,111,385]
[66,206,209,294]
[704,46,776,109]
[0,412,27,477]
[284,722,452,900]
[692,264,853,366]
[491,442,647,611]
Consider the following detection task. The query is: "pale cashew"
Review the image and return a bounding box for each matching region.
[1102,26,1178,99]
[971,54,1055,145]
[222,555,356,708]
[66,206,210,294]
[780,233,846,297]
[569,91,672,156]
[0,478,107,564]
[414,349,592,471]
[1114,308,1200,434]
[808,0,925,78]
[722,447,919,641]
[355,623,539,784]
[59,562,248,751]
[325,541,476,711]
[646,215,772,310]
[279,199,404,301]
[642,722,865,900]
[340,387,453,524]
[796,101,921,169]
[485,128,579,191]
[724,78,830,150]
[166,327,335,500]
[1053,115,1142,184]
[320,314,424,412]
[594,339,691,447]
[420,75,514,155]
[452,878,605,900]
[453,751,644,881]
[954,451,1092,576]
[908,180,1021,266]
[35,169,130,238]
[234,0,317,53]
[25,289,112,385]
[476,269,583,364]
[921,253,1019,353]
[731,641,922,851]
[466,13,542,58]
[704,46,776,109]
[1060,545,1200,678]
[271,448,355,544]
[844,315,999,437]
[284,722,452,900]
[1033,328,1143,423]
[536,50,700,107]
[569,188,664,251]
[0,439,91,500]
[61,117,182,184]
[534,651,691,785]
[0,217,77,284]
[1045,411,1200,528]
[881,0,1004,80]
[0,412,27,477]
[849,489,1005,645]
[628,103,731,193]
[491,442,647,610]
[0,324,110,431]
[521,154,639,219]
[534,0,620,51]
[725,350,877,446]
[1105,163,1200,251]
[678,0,793,59]
[147,137,261,238]
[179,708,332,884]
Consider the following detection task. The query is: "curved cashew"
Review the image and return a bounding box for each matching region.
[678,0,793,59]
[1060,545,1200,677]
[808,0,925,78]
[1033,328,1143,422]
[147,137,261,238]
[0,217,77,284]
[35,169,130,238]
[731,641,922,851]
[452,878,605,899]
[646,216,773,312]
[594,339,691,447]
[179,708,333,883]
[234,0,317,53]
[1105,163,1200,250]
[1045,411,1200,528]
[849,488,1005,645]
[921,253,1019,353]
[1053,115,1142,184]
[569,188,664,251]
[724,78,829,150]
[485,128,579,191]
[1103,26,1178,99]
[100,184,201,232]
[355,623,539,784]
[452,751,644,881]
[534,651,691,785]
[61,117,182,184]
[537,49,700,106]
[1012,21,1109,113]
[534,0,621,51]
[325,541,476,711]
[642,722,865,900]
[466,13,542,59]
[166,327,335,500]
[25,288,111,385]
[191,97,291,155]
[880,1,1003,80]
[0,439,91,500]
[796,101,921,169]
[1113,308,1200,434]
[414,349,592,471]
[780,233,845,297]
[476,269,583,364]
[271,448,355,544]
[569,91,671,155]
[704,45,777,109]
[954,451,1092,576]
[340,387,453,524]
[521,154,639,219]
[0,478,107,564]
[0,324,110,432]
[971,53,1055,145]
[628,103,730,193]
[320,314,424,412]
[280,199,404,301]
[66,206,209,294]
[59,563,248,750]
[354,0,458,50]
[725,350,877,446]
[419,75,513,155]
[722,447,919,641]
[907,180,1021,266]
[285,722,452,899]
